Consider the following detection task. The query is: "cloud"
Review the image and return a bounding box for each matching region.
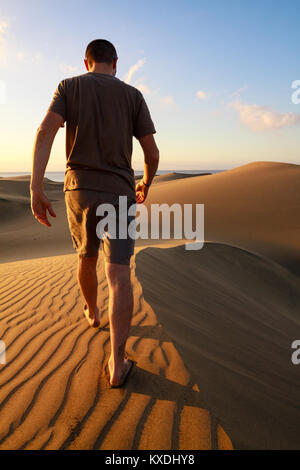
[17,51,26,62]
[0,17,11,63]
[0,15,41,67]
[0,79,6,105]
[229,84,248,100]
[0,23,8,35]
[0,18,10,34]
[160,95,175,107]
[16,50,43,64]
[33,52,42,64]
[136,83,151,95]
[123,58,145,84]
[125,60,154,96]
[196,90,208,100]
[131,75,152,95]
[60,64,78,75]
[232,100,300,131]
[124,58,172,104]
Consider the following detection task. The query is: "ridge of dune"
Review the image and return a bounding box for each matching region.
[0,175,55,183]
[135,171,211,183]
[223,160,300,173]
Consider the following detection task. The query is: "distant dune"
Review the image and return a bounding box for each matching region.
[142,161,300,275]
[0,161,299,449]
[1,161,300,270]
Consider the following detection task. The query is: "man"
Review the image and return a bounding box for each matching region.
[30,39,159,387]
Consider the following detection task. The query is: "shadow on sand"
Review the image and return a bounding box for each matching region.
[135,242,300,450]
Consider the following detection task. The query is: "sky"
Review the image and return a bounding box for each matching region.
[0,0,300,172]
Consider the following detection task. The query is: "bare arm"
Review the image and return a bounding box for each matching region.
[136,134,159,203]
[30,110,64,226]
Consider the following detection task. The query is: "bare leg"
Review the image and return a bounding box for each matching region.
[105,262,133,386]
[77,254,100,327]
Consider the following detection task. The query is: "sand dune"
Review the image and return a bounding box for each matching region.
[0,172,206,263]
[0,251,232,450]
[1,161,300,269]
[135,242,300,450]
[142,161,300,275]
[0,161,299,449]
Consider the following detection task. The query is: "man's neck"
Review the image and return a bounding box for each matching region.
[88,65,114,76]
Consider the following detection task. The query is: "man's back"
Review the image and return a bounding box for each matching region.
[48,72,156,199]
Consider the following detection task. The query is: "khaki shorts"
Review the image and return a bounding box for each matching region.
[65,189,136,265]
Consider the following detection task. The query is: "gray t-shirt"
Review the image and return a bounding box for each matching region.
[47,72,156,199]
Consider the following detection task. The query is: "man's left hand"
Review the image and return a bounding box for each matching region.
[135,180,149,204]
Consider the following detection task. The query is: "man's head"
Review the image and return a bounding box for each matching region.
[84,39,118,76]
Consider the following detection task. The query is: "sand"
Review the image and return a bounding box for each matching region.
[0,162,299,449]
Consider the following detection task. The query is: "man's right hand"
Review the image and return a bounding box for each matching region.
[135,180,149,204]
[31,190,56,227]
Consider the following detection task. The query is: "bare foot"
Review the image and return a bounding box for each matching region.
[84,304,100,328]
[107,357,134,387]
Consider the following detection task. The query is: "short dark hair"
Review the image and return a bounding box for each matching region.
[85,39,117,65]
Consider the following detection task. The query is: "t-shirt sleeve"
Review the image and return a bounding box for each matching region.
[47,80,67,122]
[133,91,156,139]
